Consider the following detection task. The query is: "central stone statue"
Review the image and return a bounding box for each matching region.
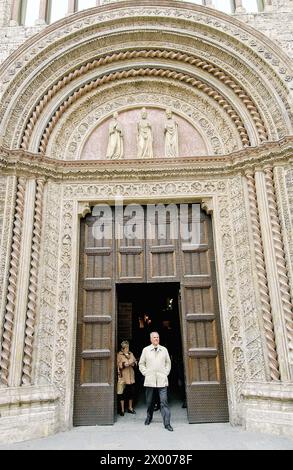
[137,108,153,159]
[164,109,179,158]
[106,111,124,159]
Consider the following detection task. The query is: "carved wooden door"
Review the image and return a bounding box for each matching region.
[179,207,229,422]
[74,212,115,425]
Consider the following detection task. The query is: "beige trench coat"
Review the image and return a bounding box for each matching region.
[117,351,136,385]
[139,344,171,387]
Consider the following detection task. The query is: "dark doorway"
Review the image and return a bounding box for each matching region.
[116,283,186,408]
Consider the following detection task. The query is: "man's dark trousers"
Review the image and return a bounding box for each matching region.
[145,386,171,426]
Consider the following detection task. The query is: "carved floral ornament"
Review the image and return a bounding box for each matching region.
[0,2,292,159]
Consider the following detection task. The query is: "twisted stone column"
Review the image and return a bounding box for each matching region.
[22,179,45,385]
[264,167,293,368]
[0,178,26,386]
[246,170,280,381]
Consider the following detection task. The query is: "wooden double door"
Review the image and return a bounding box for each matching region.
[73,204,229,425]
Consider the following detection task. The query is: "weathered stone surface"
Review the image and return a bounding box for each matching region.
[0,0,292,444]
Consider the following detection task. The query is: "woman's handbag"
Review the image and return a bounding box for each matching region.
[117,376,126,395]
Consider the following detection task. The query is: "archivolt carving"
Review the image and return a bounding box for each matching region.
[49,82,238,160]
[0,177,26,386]
[0,5,290,152]
[245,170,280,381]
[38,67,250,155]
[20,49,267,152]
[265,167,293,363]
[0,4,291,95]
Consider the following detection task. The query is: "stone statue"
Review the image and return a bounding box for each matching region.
[106,112,124,159]
[137,108,153,159]
[164,109,179,158]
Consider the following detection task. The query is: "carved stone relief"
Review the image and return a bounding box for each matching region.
[48,81,238,159]
[26,176,264,424]
[228,177,266,382]
[34,182,62,386]
[0,176,13,342]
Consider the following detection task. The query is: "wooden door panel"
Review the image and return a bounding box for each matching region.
[116,214,145,282]
[146,208,179,282]
[180,208,228,423]
[74,214,115,426]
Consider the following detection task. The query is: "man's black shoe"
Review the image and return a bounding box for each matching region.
[144,417,152,425]
[165,425,173,431]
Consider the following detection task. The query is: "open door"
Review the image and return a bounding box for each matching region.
[179,208,229,423]
[73,212,115,425]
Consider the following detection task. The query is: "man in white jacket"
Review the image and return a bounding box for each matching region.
[139,331,173,431]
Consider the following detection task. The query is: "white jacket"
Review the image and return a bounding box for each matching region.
[139,344,171,388]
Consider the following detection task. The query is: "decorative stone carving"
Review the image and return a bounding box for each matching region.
[22,178,46,385]
[106,112,124,160]
[245,170,280,381]
[0,177,26,386]
[17,49,267,152]
[51,84,232,160]
[53,83,230,159]
[228,177,266,383]
[264,167,293,365]
[137,108,153,159]
[34,183,61,385]
[164,109,179,158]
[0,177,17,350]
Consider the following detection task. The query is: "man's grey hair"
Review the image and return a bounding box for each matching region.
[150,331,159,339]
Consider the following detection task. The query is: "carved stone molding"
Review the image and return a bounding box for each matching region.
[285,168,293,279]
[216,176,266,415]
[201,197,214,214]
[78,201,91,218]
[22,178,46,385]
[245,169,280,381]
[19,49,267,152]
[264,167,293,369]
[0,4,290,152]
[38,67,250,155]
[1,138,293,180]
[0,177,26,386]
[34,182,62,386]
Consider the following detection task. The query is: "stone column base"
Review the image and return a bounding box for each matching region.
[241,382,293,439]
[0,385,60,444]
